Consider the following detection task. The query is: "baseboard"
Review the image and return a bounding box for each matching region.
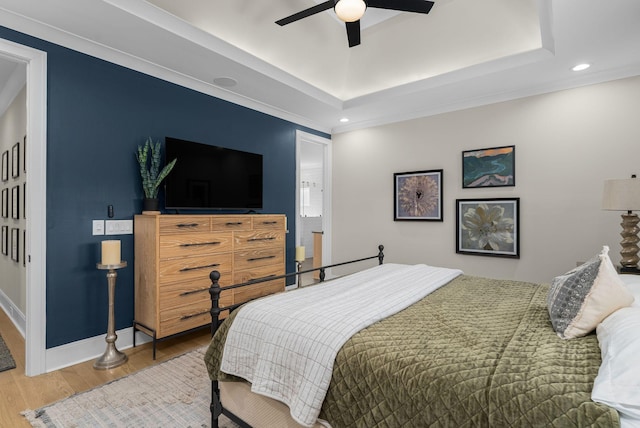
[45,328,152,373]
[0,289,26,337]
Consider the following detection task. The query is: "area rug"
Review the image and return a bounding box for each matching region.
[22,347,239,427]
[0,332,16,373]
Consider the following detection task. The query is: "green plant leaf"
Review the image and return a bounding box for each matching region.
[136,137,176,199]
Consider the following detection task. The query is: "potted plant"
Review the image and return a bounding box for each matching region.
[136,137,177,212]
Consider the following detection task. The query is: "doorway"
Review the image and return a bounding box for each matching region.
[0,38,47,376]
[295,130,331,283]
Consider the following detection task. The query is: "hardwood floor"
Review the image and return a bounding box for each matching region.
[0,308,212,427]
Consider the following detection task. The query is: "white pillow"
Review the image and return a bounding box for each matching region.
[619,274,640,307]
[547,246,635,339]
[592,307,640,423]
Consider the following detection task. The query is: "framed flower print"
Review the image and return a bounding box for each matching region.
[394,169,443,221]
[456,198,520,258]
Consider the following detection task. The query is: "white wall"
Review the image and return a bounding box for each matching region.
[0,84,26,313]
[332,76,640,284]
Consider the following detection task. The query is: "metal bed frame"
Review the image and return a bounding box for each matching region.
[207,244,385,428]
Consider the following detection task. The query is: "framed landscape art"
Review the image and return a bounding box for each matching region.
[394,169,443,221]
[1,187,7,218]
[11,227,18,262]
[12,142,19,178]
[1,150,7,181]
[1,225,7,256]
[462,145,515,188]
[11,185,19,219]
[456,198,520,258]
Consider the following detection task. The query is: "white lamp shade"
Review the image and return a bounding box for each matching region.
[602,178,640,211]
[334,0,367,22]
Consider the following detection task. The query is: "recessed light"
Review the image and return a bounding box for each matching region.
[572,63,590,72]
[339,117,349,123]
[213,77,238,87]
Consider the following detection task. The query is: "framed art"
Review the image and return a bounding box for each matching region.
[462,145,515,188]
[11,185,19,219]
[23,229,26,266]
[12,142,19,178]
[1,187,7,218]
[456,198,520,258]
[1,150,7,181]
[1,225,7,256]
[23,134,26,173]
[394,169,443,221]
[11,227,18,262]
[23,182,26,219]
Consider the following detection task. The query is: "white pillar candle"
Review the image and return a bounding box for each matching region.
[295,246,305,262]
[101,240,121,265]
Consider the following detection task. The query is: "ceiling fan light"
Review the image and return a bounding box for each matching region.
[334,0,366,22]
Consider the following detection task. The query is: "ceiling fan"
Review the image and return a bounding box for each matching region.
[276,0,435,48]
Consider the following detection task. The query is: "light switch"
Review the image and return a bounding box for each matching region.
[92,220,105,235]
[105,220,133,235]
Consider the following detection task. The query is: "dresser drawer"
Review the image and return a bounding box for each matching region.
[211,216,252,232]
[234,247,284,271]
[159,216,211,234]
[233,264,284,303]
[159,232,233,260]
[159,301,212,337]
[233,264,284,285]
[234,230,285,250]
[233,279,285,304]
[159,278,233,312]
[252,215,285,230]
[159,253,232,284]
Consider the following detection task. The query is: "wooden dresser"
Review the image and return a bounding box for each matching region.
[133,213,286,356]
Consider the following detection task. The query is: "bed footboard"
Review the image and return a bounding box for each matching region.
[207,244,384,428]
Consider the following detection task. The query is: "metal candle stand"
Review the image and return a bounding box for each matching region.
[94,261,128,370]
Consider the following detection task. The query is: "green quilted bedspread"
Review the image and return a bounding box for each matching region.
[204,275,619,427]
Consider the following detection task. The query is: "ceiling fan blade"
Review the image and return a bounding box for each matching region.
[346,21,361,47]
[367,0,434,14]
[276,1,334,26]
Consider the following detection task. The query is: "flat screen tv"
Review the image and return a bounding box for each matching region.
[164,137,263,210]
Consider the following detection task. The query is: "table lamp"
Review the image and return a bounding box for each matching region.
[602,174,640,273]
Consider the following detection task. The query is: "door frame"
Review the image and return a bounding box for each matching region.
[0,38,47,376]
[295,130,332,278]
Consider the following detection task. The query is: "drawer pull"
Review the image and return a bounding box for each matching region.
[180,310,209,321]
[225,222,244,226]
[179,263,220,272]
[261,221,278,225]
[247,237,276,242]
[181,241,221,247]
[180,288,208,297]
[242,274,277,284]
[176,223,200,228]
[247,255,276,262]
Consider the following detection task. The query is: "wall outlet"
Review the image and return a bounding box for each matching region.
[105,219,133,235]
[92,220,105,235]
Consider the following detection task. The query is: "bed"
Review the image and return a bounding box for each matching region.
[204,245,640,428]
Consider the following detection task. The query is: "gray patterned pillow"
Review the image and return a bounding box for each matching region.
[547,246,634,339]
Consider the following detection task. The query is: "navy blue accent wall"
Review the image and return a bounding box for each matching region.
[0,27,329,348]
